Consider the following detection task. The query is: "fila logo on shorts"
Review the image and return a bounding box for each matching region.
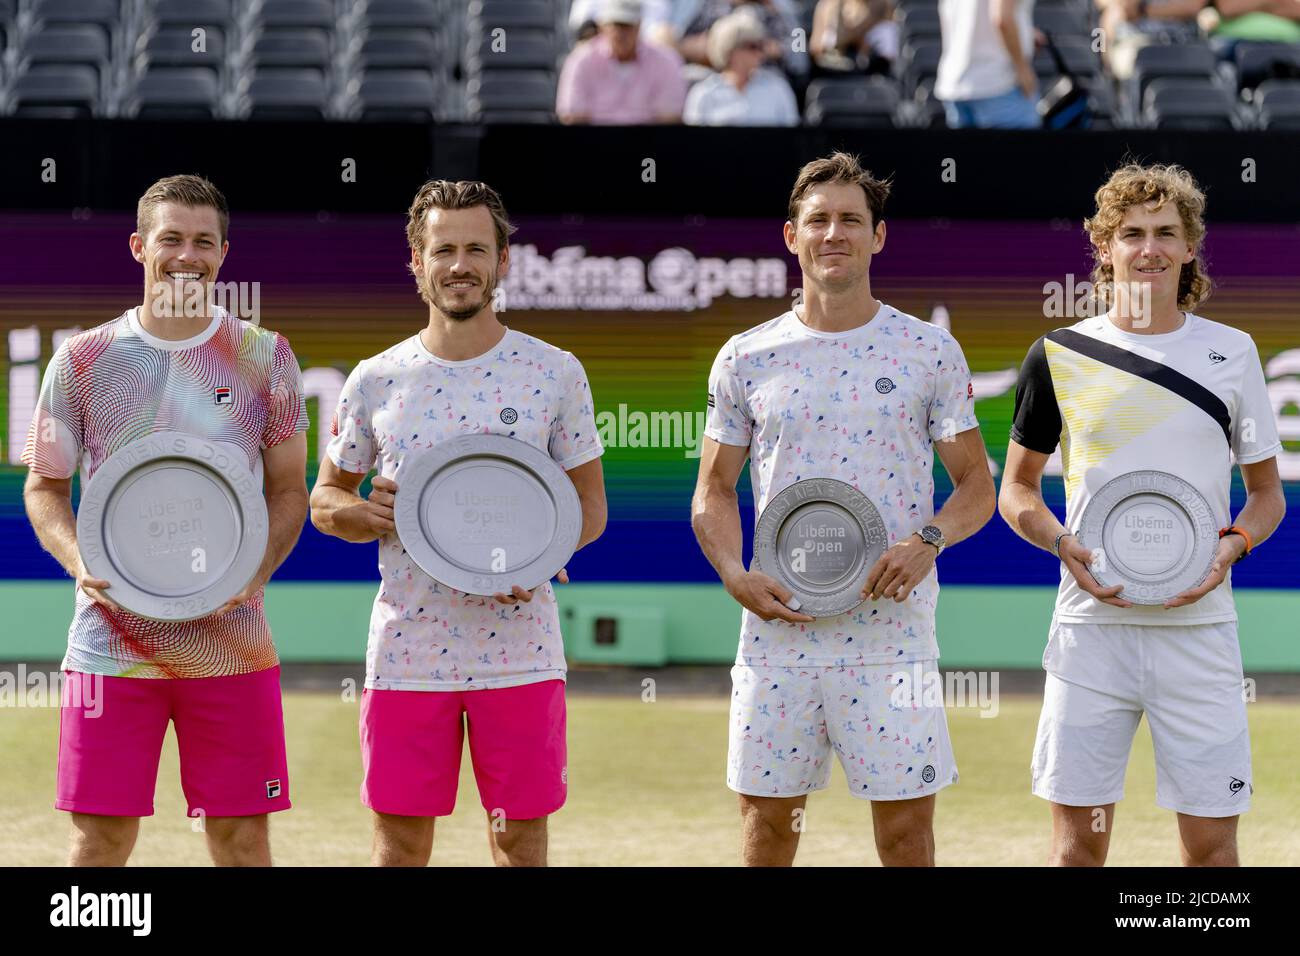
[266,778,281,799]
[214,386,232,404]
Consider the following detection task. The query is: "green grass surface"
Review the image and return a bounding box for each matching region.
[2,691,1298,866]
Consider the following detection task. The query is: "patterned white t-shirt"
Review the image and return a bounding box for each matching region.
[705,305,978,667]
[326,327,603,691]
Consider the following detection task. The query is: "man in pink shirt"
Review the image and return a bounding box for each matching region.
[557,0,687,124]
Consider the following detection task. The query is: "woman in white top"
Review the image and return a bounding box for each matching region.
[683,8,800,126]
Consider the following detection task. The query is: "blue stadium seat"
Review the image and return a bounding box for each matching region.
[467,0,555,32]
[249,27,332,74]
[1130,43,1217,106]
[1142,78,1238,130]
[10,62,100,117]
[358,29,439,72]
[896,38,942,98]
[466,30,556,73]
[804,76,899,128]
[351,68,439,121]
[466,68,555,122]
[237,67,331,119]
[361,0,440,31]
[122,65,221,118]
[1234,41,1300,91]
[1256,79,1300,129]
[133,25,226,76]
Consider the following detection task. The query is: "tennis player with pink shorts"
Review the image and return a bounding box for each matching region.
[311,179,607,867]
[22,175,309,866]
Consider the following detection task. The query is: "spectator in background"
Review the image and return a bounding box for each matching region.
[667,0,808,76]
[1098,1,1205,80]
[557,0,688,124]
[570,0,675,43]
[935,0,1041,128]
[1206,0,1300,49]
[684,7,800,124]
[810,0,900,74]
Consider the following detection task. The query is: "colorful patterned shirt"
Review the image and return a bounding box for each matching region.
[326,328,603,692]
[22,306,309,678]
[705,305,978,667]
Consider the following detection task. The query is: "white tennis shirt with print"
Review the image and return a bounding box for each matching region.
[327,328,603,691]
[705,305,979,667]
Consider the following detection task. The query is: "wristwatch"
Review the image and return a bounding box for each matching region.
[916,525,946,555]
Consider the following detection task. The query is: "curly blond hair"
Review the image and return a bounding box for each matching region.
[1084,163,1211,312]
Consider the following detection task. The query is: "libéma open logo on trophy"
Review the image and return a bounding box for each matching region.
[753,478,888,618]
[76,432,268,621]
[1077,470,1219,605]
[395,434,581,595]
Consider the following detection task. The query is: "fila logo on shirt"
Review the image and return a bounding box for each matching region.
[214,386,233,405]
[266,778,282,799]
[1209,349,1227,364]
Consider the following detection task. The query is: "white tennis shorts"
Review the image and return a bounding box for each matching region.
[1031,620,1252,818]
[727,661,958,800]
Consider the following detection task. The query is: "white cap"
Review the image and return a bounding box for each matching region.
[599,0,642,25]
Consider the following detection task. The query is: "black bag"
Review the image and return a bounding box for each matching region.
[1037,32,1092,130]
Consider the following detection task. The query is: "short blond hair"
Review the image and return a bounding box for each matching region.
[1085,163,1211,312]
[136,174,229,244]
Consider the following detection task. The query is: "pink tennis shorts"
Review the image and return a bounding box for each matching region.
[56,667,291,818]
[360,678,566,819]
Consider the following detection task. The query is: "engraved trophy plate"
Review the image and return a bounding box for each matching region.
[76,432,268,621]
[1077,470,1218,606]
[394,434,582,596]
[753,478,889,618]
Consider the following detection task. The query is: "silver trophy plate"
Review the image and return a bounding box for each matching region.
[752,478,889,618]
[394,434,582,596]
[76,432,268,621]
[1077,470,1218,605]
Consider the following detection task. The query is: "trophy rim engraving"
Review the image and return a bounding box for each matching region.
[394,434,582,596]
[76,431,269,622]
[752,477,888,618]
[1077,470,1218,605]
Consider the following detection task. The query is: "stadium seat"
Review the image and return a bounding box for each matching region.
[249,27,332,74]
[237,67,331,119]
[1034,37,1100,84]
[897,38,942,99]
[246,0,335,31]
[9,62,100,117]
[1034,6,1091,40]
[358,29,440,72]
[804,76,898,128]
[1130,43,1217,106]
[466,69,555,122]
[897,4,941,45]
[17,24,112,80]
[1234,41,1300,91]
[467,0,556,32]
[1142,78,1238,130]
[134,25,226,76]
[30,0,121,44]
[122,65,221,118]
[1256,79,1300,129]
[466,30,556,73]
[351,68,438,121]
[360,0,440,31]
[151,0,233,29]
